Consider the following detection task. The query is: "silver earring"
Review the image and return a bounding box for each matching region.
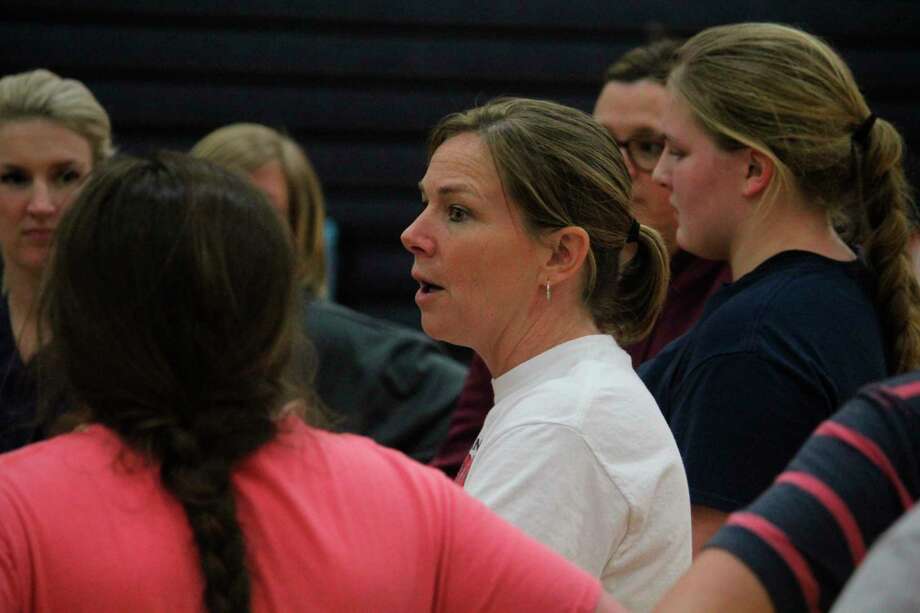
[545,281,552,302]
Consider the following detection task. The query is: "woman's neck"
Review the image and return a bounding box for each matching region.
[5,264,42,361]
[479,298,600,379]
[730,197,855,281]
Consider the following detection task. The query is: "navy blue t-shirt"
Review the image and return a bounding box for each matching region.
[639,250,888,512]
[0,297,39,453]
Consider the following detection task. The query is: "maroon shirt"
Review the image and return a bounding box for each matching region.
[429,251,730,477]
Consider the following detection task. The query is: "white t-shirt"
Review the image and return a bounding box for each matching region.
[462,335,691,612]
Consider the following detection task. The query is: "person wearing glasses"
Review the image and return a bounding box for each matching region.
[430,39,729,478]
[593,38,731,366]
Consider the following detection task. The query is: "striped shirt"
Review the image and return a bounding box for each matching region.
[708,372,920,612]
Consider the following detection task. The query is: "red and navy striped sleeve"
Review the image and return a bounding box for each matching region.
[707,372,920,612]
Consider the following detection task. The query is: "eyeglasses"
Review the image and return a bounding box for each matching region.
[614,137,665,173]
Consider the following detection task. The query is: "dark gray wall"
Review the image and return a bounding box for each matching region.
[3,1,919,329]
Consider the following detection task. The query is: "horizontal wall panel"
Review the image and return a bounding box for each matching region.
[5,2,920,41]
[0,23,626,86]
[113,134,427,190]
[56,80,596,135]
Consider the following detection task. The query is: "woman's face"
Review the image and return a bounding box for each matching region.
[652,92,749,261]
[594,79,677,253]
[248,160,291,223]
[0,119,93,278]
[401,132,546,350]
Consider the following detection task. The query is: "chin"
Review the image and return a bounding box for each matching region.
[419,314,447,342]
[6,252,49,277]
[420,314,470,348]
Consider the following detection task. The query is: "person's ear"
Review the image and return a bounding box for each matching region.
[742,148,774,198]
[543,226,591,284]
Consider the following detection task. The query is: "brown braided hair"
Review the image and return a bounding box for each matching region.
[40,152,307,611]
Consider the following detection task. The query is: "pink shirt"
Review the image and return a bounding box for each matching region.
[0,416,601,612]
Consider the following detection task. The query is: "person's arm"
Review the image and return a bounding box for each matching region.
[692,505,728,557]
[655,549,772,613]
[656,378,920,612]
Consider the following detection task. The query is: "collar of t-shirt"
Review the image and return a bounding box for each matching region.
[703,249,864,318]
[490,334,623,405]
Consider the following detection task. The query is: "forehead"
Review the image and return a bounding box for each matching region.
[593,79,668,138]
[0,118,92,166]
[421,132,502,196]
[421,132,533,227]
[660,90,705,139]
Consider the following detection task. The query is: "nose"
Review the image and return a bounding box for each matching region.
[401,212,435,257]
[651,150,671,189]
[26,180,56,217]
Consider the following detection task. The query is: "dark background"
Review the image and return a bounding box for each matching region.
[3,1,919,336]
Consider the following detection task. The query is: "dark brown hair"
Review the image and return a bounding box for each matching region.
[41,152,306,612]
[603,38,682,85]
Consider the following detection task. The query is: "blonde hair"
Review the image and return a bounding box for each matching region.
[0,68,113,165]
[670,22,920,373]
[429,98,669,344]
[191,123,327,296]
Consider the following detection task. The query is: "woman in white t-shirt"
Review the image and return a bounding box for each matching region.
[401,97,691,611]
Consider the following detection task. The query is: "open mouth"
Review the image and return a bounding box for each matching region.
[420,281,445,294]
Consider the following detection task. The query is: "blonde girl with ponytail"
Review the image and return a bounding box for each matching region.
[639,22,920,555]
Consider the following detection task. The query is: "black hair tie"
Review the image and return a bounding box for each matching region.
[852,113,877,148]
[626,218,640,244]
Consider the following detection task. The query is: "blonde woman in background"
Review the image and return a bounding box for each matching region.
[0,68,113,452]
[192,124,465,462]
[192,124,327,297]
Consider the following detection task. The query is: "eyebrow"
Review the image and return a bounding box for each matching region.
[0,159,87,170]
[629,127,664,140]
[663,134,683,148]
[417,182,478,197]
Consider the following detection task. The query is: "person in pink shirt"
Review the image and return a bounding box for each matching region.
[0,152,622,613]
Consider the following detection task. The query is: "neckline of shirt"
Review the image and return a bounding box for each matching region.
[491,334,624,404]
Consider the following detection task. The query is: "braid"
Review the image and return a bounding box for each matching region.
[859,119,920,373]
[114,399,278,613]
[40,153,303,612]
